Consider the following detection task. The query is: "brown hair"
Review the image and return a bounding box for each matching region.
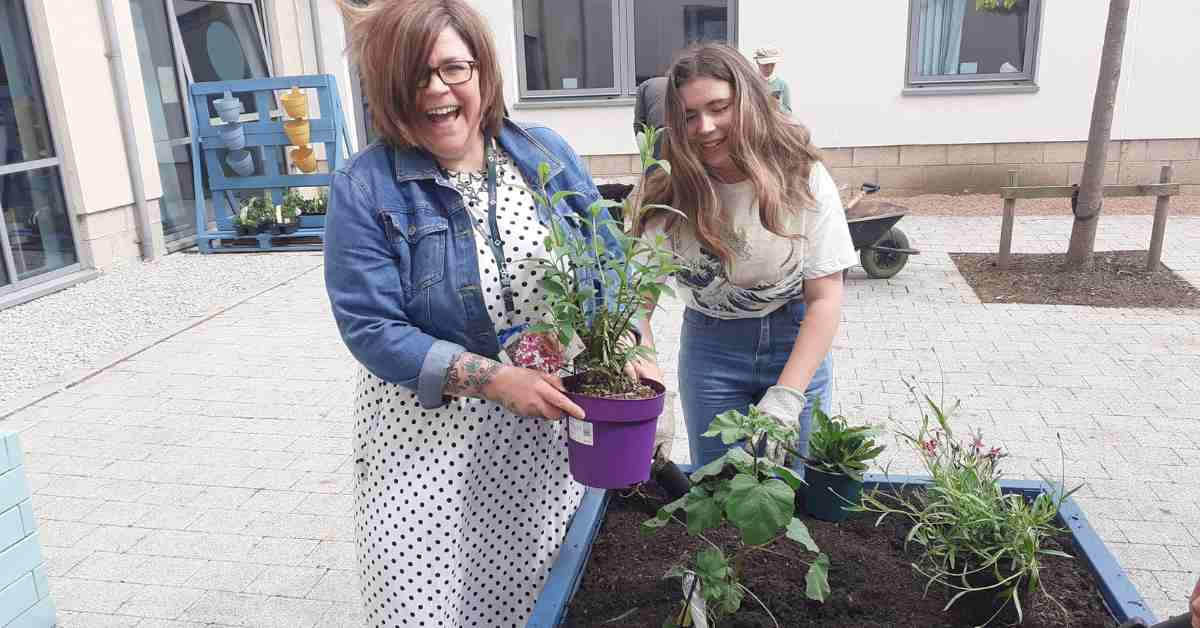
[339,0,505,147]
[634,43,823,265]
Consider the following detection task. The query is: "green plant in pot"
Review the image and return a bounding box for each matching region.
[975,0,1027,14]
[239,195,276,234]
[280,191,303,234]
[528,124,683,489]
[859,384,1080,626]
[231,213,257,236]
[800,406,885,522]
[642,406,830,627]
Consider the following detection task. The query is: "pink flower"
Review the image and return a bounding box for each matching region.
[508,332,566,373]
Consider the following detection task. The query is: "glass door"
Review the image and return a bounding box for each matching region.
[129,0,271,243]
[0,0,78,295]
[131,0,196,243]
[171,0,272,118]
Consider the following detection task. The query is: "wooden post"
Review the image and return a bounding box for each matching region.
[998,170,1018,269]
[1146,165,1173,271]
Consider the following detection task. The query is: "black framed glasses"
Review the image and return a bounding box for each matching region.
[417,60,478,88]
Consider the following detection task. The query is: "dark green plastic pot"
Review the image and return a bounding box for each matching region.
[803,465,864,522]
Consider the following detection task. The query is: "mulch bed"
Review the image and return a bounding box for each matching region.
[950,251,1200,308]
[564,482,1117,628]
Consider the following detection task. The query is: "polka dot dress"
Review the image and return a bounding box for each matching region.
[353,146,585,627]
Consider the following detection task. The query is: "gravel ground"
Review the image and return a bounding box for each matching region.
[0,251,324,408]
[879,192,1200,216]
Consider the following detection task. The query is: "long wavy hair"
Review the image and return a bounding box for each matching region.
[634,43,824,265]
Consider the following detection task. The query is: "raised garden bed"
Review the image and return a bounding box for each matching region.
[528,473,1155,628]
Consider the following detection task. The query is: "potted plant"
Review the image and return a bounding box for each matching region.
[528,124,682,489]
[298,189,327,229]
[231,214,257,237]
[279,191,303,234]
[976,0,1027,14]
[859,386,1081,626]
[799,406,885,522]
[237,195,276,235]
[641,406,830,627]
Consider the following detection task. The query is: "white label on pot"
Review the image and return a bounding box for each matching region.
[569,418,593,446]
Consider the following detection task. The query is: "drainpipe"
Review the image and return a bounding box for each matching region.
[98,0,158,262]
[308,0,326,74]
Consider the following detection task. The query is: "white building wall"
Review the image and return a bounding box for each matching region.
[474,0,1200,155]
[31,0,161,213]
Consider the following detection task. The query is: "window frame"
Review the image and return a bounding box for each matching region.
[513,0,738,102]
[0,0,85,299]
[904,0,1043,91]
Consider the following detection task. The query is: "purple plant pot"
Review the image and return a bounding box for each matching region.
[563,377,665,489]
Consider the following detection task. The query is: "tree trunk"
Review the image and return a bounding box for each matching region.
[1064,0,1131,269]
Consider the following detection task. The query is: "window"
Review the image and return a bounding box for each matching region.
[0,0,79,292]
[173,0,272,115]
[515,0,734,101]
[906,0,1042,90]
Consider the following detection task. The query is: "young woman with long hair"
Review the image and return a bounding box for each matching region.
[631,43,857,468]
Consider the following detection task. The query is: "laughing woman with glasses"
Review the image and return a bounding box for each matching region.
[326,1,623,625]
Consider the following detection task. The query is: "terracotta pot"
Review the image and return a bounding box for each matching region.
[284,119,310,146]
[291,145,317,173]
[280,86,308,119]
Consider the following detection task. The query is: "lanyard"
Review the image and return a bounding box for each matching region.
[479,136,517,316]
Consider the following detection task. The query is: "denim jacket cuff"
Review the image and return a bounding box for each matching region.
[418,339,467,409]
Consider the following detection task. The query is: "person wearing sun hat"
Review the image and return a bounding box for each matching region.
[753,46,792,113]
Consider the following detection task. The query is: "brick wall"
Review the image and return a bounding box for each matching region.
[587,138,1200,196]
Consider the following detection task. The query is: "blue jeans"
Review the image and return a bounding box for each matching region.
[678,300,834,470]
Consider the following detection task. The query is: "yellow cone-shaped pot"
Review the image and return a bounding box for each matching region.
[291,145,317,173]
[280,86,308,119]
[284,119,310,146]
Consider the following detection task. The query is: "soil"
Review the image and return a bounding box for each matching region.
[950,250,1200,308]
[568,370,659,400]
[564,482,1118,628]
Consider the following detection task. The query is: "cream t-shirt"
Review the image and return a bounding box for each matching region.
[643,162,857,319]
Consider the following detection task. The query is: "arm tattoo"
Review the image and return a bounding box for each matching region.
[444,353,502,398]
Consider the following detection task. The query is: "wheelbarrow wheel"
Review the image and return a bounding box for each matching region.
[861,227,910,279]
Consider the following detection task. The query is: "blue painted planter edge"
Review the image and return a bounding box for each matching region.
[526,470,1156,627]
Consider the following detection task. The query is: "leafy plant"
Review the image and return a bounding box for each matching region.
[280,191,304,224]
[642,406,830,628]
[238,195,275,231]
[802,406,885,481]
[976,0,1024,13]
[528,124,683,397]
[231,213,257,233]
[299,189,328,215]
[859,383,1079,626]
[241,195,274,221]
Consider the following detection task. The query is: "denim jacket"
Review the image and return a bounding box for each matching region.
[324,119,616,410]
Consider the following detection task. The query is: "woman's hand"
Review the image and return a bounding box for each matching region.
[483,366,586,421]
[624,359,663,386]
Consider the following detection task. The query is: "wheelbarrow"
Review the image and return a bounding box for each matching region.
[844,183,920,279]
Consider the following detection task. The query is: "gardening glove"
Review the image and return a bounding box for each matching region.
[751,385,807,466]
